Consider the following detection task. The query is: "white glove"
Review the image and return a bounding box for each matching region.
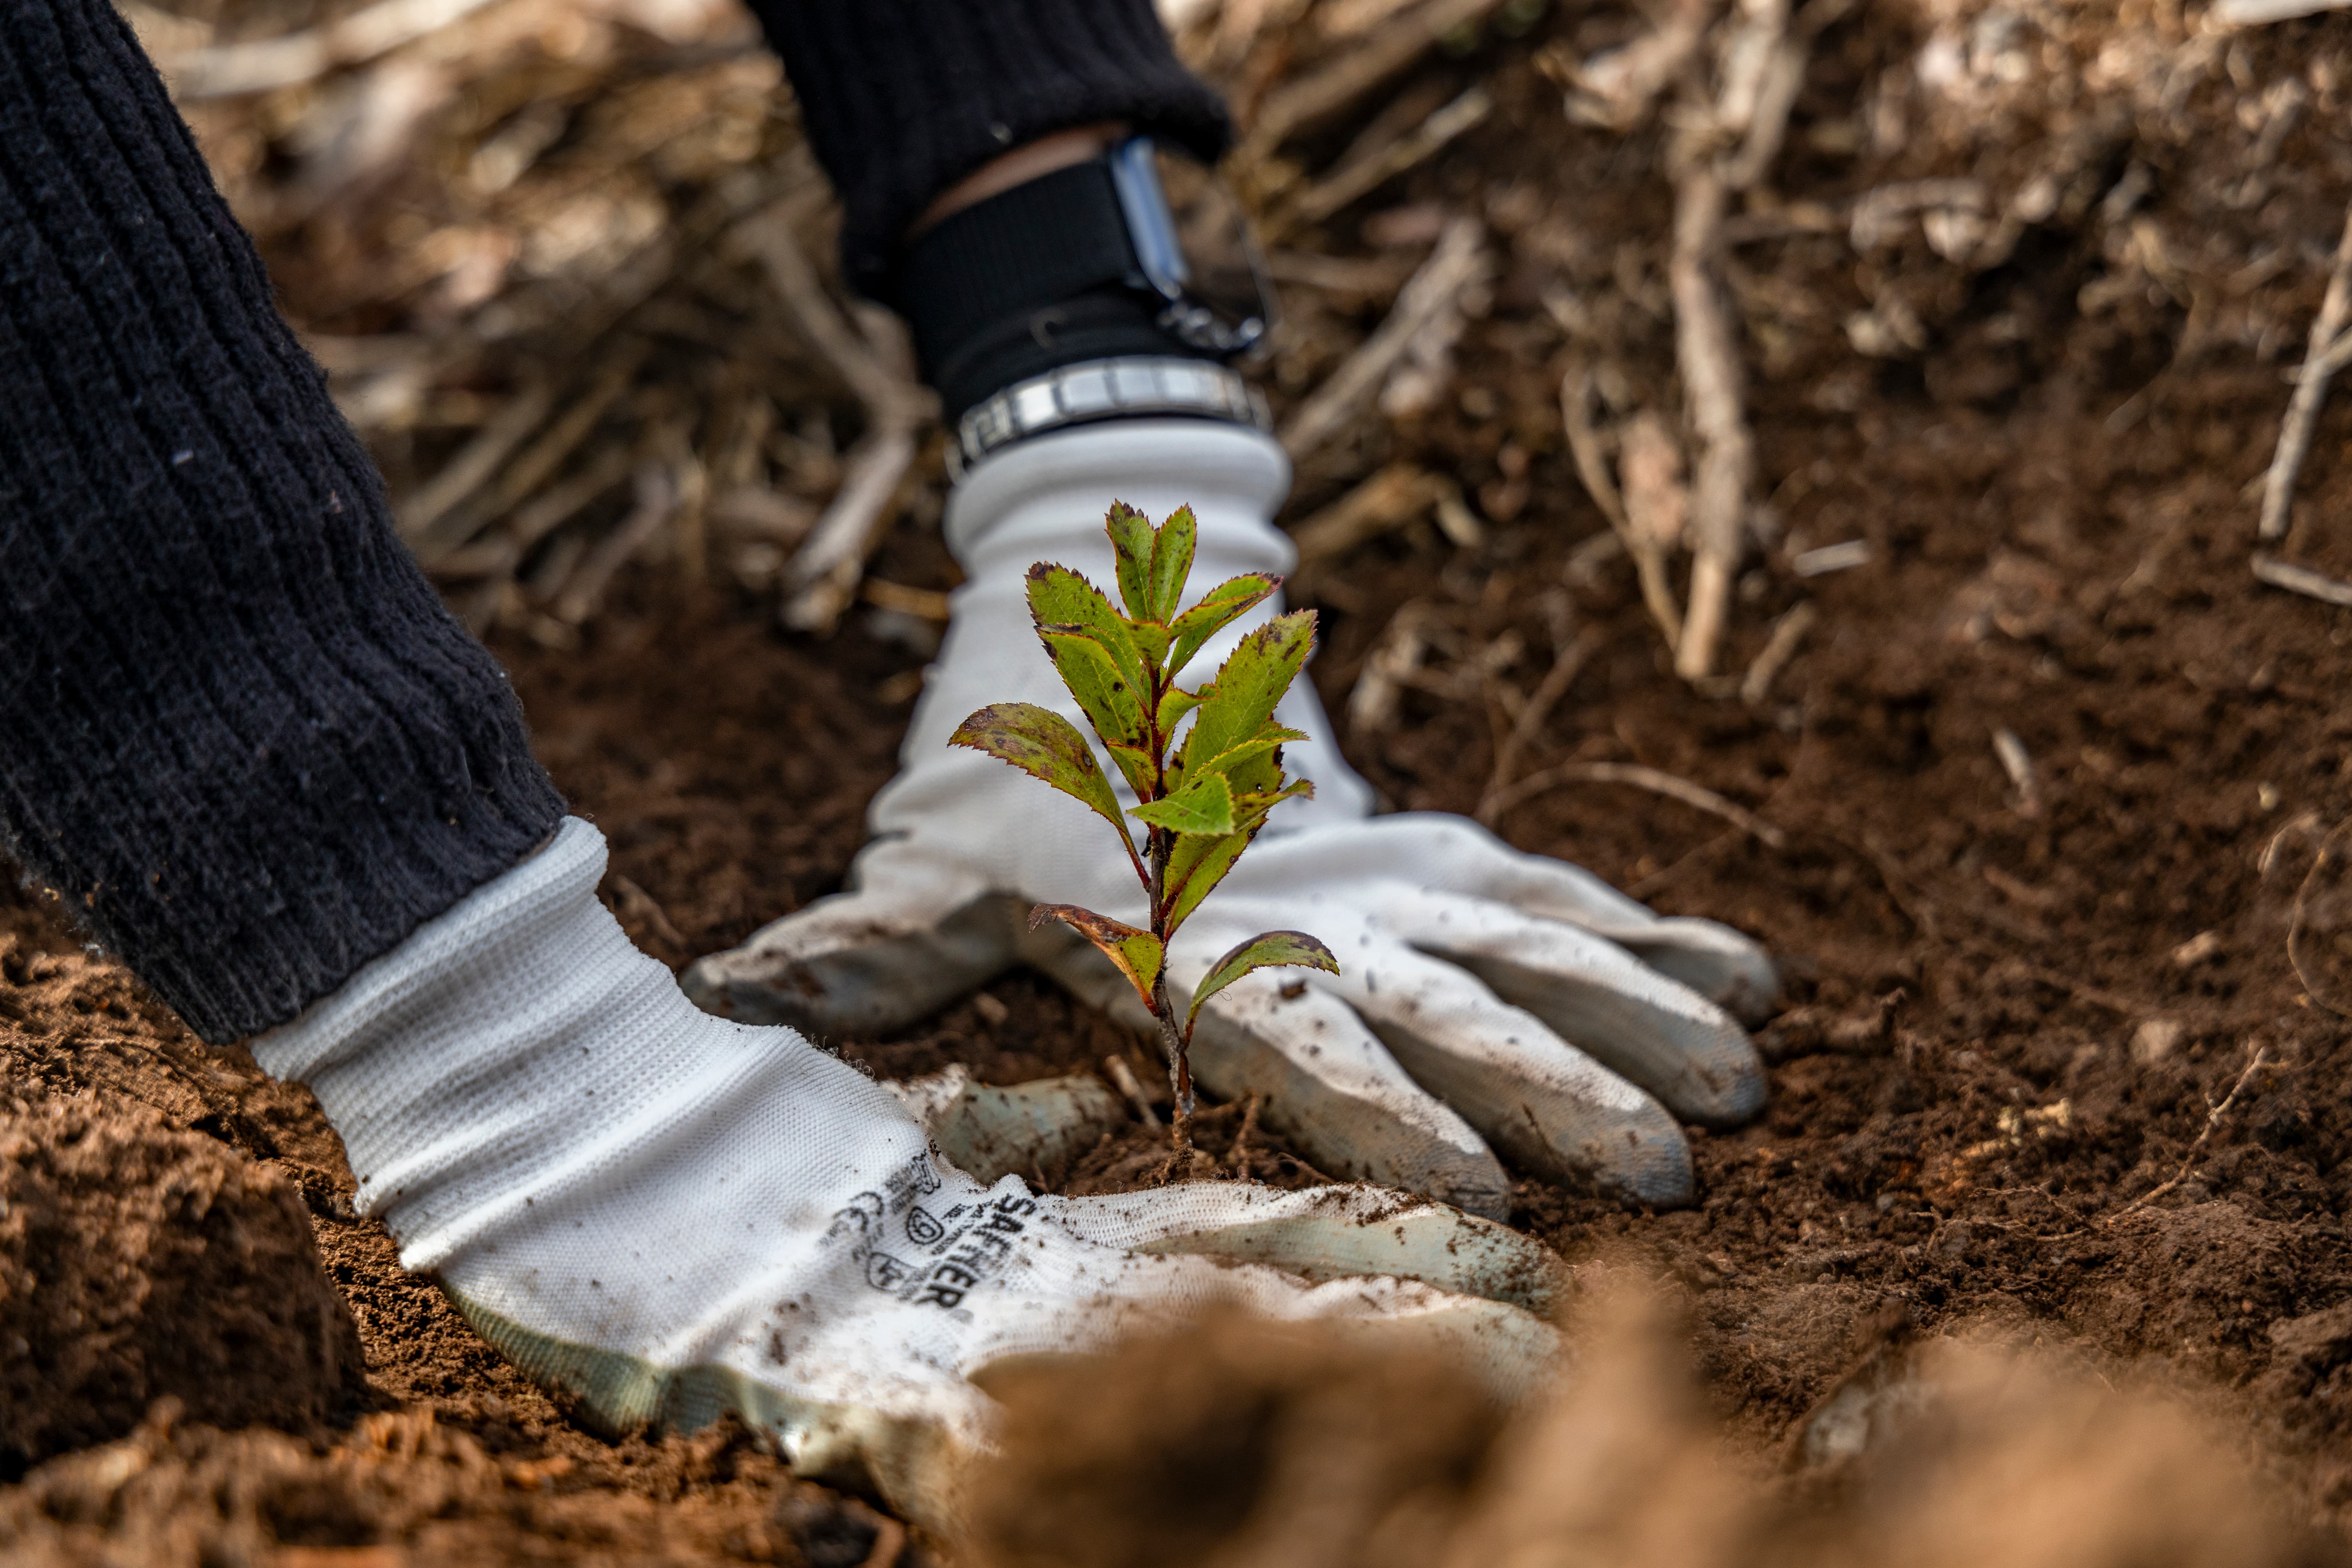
[254,818,1559,1534]
[685,416,1774,1215]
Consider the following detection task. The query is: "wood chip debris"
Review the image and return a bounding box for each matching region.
[1793,540,1874,577]
[2257,205,2352,542]
[2253,554,2352,609]
[1991,727,2043,819]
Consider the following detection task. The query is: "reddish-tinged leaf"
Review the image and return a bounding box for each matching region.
[1183,931,1340,1037]
[950,704,1130,842]
[1030,903,1163,1010]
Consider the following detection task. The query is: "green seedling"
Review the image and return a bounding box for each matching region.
[950,501,1339,1156]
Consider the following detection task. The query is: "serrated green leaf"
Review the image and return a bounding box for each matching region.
[1162,828,1250,938]
[1156,683,1205,737]
[1192,727,1305,784]
[1036,625,1146,741]
[1104,502,1156,621]
[1232,776,1315,834]
[1030,903,1163,1011]
[1145,504,1198,623]
[1129,770,1236,835]
[1180,610,1316,779]
[1131,620,1172,669]
[1027,565,1147,695]
[1165,573,1281,678]
[950,703,1130,842]
[1183,930,1340,1037]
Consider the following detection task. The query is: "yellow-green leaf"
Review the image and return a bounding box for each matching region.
[1183,930,1340,1037]
[1144,504,1198,624]
[1027,565,1146,696]
[1180,610,1315,778]
[1166,573,1280,678]
[1156,683,1206,737]
[1192,727,1304,784]
[1030,903,1163,1011]
[1104,502,1156,621]
[1128,771,1235,835]
[1232,776,1315,834]
[1162,828,1250,938]
[950,704,1129,842]
[1038,628,1150,776]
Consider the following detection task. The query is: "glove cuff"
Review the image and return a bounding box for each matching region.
[943,414,1292,573]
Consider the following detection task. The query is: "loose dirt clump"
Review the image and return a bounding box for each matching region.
[0,1094,364,1477]
[973,1280,2337,1568]
[970,1314,1509,1568]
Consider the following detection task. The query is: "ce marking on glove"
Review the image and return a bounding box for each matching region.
[824,1154,1037,1312]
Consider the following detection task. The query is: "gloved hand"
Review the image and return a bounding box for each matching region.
[255,818,1560,1537]
[685,417,1776,1216]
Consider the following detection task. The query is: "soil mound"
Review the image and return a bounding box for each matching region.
[0,1407,887,1568]
[974,1283,2336,1568]
[0,1095,365,1475]
[971,1314,1508,1568]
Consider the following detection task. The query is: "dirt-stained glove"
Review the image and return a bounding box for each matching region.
[685,419,1776,1215]
[254,818,1559,1536]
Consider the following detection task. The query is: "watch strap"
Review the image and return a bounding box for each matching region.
[888,161,1143,388]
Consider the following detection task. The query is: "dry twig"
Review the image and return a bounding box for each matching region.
[1289,464,1451,565]
[554,458,677,625]
[1482,760,1787,848]
[1279,217,1488,461]
[1240,0,1511,157]
[1282,86,1493,228]
[414,341,650,565]
[395,381,553,545]
[164,0,504,98]
[1668,162,1751,680]
[1347,599,1435,737]
[1740,601,1815,705]
[1559,365,1684,645]
[1991,727,2044,819]
[2109,1045,2270,1221]
[1104,1055,1163,1129]
[2253,553,2352,609]
[2258,205,2352,542]
[1476,625,1608,825]
[736,208,935,633]
[1667,0,1809,681]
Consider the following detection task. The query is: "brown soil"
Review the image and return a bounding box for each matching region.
[0,1094,364,1476]
[9,0,2352,1560]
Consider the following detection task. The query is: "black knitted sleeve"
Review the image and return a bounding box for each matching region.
[742,0,1233,294]
[0,1,566,1044]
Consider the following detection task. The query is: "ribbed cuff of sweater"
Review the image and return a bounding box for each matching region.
[0,0,566,1044]
[743,0,1233,296]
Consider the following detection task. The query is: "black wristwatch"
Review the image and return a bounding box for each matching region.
[1104,136,1272,359]
[889,135,1278,467]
